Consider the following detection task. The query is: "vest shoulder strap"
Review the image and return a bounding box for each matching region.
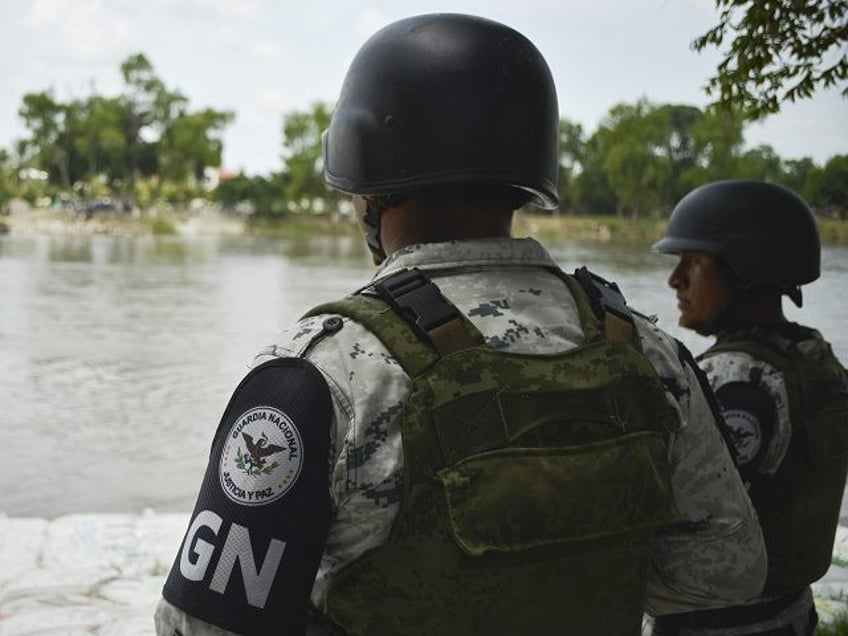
[568,266,641,350]
[699,336,793,370]
[305,268,485,378]
[308,266,641,374]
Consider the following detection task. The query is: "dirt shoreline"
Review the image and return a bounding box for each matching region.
[1,204,247,237]
[3,202,846,245]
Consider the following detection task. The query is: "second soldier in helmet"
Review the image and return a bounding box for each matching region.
[653,180,848,636]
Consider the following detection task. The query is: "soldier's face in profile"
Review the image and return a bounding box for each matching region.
[667,251,733,335]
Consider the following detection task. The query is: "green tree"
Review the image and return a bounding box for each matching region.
[781,157,821,202]
[815,154,848,217]
[69,95,128,183]
[693,0,848,119]
[689,105,746,182]
[735,145,784,181]
[120,53,188,193]
[654,104,703,207]
[575,100,753,216]
[557,119,585,214]
[280,102,332,213]
[573,132,618,216]
[158,108,234,186]
[14,53,235,207]
[213,173,289,217]
[18,91,72,188]
[595,100,670,218]
[0,149,14,211]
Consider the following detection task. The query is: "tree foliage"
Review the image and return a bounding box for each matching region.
[597,100,670,218]
[159,109,234,184]
[18,91,71,187]
[693,0,848,119]
[14,53,233,204]
[212,173,289,217]
[567,99,750,218]
[280,102,332,213]
[0,149,13,211]
[5,58,848,219]
[557,120,585,213]
[527,98,845,218]
[689,105,745,181]
[816,154,848,216]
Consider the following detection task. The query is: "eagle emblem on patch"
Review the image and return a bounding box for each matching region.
[219,406,303,506]
[722,408,762,466]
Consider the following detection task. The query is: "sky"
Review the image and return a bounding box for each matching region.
[1,0,846,177]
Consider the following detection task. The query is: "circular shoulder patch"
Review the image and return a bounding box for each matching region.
[721,408,762,466]
[219,406,304,506]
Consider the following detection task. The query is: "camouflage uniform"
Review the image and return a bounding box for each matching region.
[665,325,848,636]
[156,237,765,635]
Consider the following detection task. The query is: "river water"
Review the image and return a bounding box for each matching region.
[1,231,847,519]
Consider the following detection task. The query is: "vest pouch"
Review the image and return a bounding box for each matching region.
[437,431,676,557]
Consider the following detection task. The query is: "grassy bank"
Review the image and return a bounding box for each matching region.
[245,212,360,239]
[819,613,848,635]
[248,211,848,246]
[515,212,848,246]
[818,218,848,244]
[4,206,848,246]
[247,212,678,246]
[514,213,668,246]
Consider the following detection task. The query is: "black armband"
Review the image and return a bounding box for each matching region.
[714,381,777,480]
[162,357,333,635]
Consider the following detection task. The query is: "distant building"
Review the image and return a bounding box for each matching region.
[202,167,241,190]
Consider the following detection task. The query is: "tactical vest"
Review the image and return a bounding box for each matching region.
[700,334,848,597]
[306,267,679,635]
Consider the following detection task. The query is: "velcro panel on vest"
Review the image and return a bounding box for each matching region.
[421,339,675,468]
[437,432,675,556]
[433,377,666,466]
[161,358,333,635]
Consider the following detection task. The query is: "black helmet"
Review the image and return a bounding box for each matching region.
[323,13,559,209]
[653,180,820,287]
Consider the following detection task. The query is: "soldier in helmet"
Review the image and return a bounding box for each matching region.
[652,180,848,636]
[155,14,764,635]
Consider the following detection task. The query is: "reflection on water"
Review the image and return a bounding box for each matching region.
[1,233,846,518]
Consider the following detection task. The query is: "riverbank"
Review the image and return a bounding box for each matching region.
[512,210,848,245]
[1,511,847,635]
[4,202,847,245]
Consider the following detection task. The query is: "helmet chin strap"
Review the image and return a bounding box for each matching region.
[786,287,803,308]
[362,198,386,265]
[696,301,739,336]
[693,261,749,336]
[362,194,407,266]
[699,283,797,337]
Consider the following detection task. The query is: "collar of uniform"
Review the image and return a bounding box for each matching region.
[716,323,817,349]
[375,237,558,279]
